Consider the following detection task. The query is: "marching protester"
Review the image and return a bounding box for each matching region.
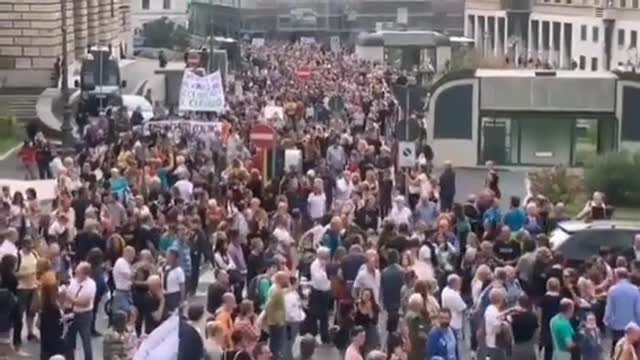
[1,38,640,360]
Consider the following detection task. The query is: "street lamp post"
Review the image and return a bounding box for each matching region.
[60,0,74,151]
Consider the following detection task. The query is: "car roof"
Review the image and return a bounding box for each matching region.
[558,220,640,233]
[121,95,152,109]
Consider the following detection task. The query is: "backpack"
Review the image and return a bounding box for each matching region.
[247,274,270,306]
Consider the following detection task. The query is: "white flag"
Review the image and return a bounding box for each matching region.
[133,314,180,360]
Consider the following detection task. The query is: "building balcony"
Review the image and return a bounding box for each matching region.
[501,0,531,12]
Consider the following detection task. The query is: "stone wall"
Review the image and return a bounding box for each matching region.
[0,0,132,87]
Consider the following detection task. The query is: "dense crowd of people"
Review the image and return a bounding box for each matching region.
[0,40,637,360]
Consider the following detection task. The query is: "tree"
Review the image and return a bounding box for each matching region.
[142,17,190,50]
[172,25,190,51]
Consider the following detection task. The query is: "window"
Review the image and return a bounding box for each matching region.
[581,25,587,40]
[110,0,115,17]
[632,30,638,48]
[591,57,598,71]
[579,55,586,69]
[141,0,149,10]
[634,0,639,8]
[619,29,626,47]
[592,26,599,42]
[621,0,627,6]
[163,0,171,9]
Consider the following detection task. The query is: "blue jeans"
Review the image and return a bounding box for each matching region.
[66,311,93,360]
[112,290,133,315]
[269,325,287,360]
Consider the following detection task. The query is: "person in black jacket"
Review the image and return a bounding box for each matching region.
[178,304,205,360]
[206,270,230,315]
[381,249,404,333]
[39,275,65,360]
[438,161,456,212]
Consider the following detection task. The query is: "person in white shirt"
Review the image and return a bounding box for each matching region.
[353,250,381,304]
[0,227,18,260]
[65,262,97,360]
[284,276,306,360]
[441,274,467,338]
[173,171,194,202]
[112,246,135,315]
[388,196,412,228]
[307,178,327,222]
[309,247,331,343]
[163,248,186,313]
[484,287,508,360]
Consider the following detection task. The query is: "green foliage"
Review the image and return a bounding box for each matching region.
[142,17,190,51]
[584,151,640,206]
[172,25,190,51]
[0,111,17,138]
[529,166,585,205]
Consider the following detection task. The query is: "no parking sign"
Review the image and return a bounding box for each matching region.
[398,141,416,168]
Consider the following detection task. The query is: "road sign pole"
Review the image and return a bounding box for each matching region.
[404,85,410,141]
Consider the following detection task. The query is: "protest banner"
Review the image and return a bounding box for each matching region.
[134,314,179,360]
[134,119,224,137]
[179,70,225,112]
[263,105,284,120]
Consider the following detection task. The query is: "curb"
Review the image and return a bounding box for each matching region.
[0,143,22,161]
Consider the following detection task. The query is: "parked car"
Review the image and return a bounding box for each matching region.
[550,220,640,262]
[121,94,153,122]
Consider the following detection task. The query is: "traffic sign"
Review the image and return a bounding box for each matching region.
[395,118,421,141]
[250,123,277,149]
[398,141,416,168]
[296,65,312,80]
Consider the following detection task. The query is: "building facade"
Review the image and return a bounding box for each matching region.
[0,0,131,88]
[465,0,640,71]
[130,0,189,33]
[189,0,465,40]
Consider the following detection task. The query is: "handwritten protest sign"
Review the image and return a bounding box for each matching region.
[179,70,225,112]
[263,105,284,120]
[134,119,224,137]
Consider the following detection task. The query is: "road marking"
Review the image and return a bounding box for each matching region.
[0,143,22,161]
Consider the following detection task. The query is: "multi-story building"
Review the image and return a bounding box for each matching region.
[465,0,640,71]
[189,0,465,40]
[130,0,189,32]
[0,0,131,88]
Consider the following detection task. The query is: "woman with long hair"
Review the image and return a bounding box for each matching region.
[9,191,28,238]
[39,272,65,359]
[87,247,108,336]
[233,300,260,353]
[354,287,380,353]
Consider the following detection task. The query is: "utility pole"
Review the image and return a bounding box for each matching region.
[60,0,74,151]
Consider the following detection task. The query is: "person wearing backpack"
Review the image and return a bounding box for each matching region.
[247,261,277,312]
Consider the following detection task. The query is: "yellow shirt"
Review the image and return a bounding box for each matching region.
[16,251,38,290]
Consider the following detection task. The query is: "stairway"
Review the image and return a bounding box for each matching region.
[0,94,40,123]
